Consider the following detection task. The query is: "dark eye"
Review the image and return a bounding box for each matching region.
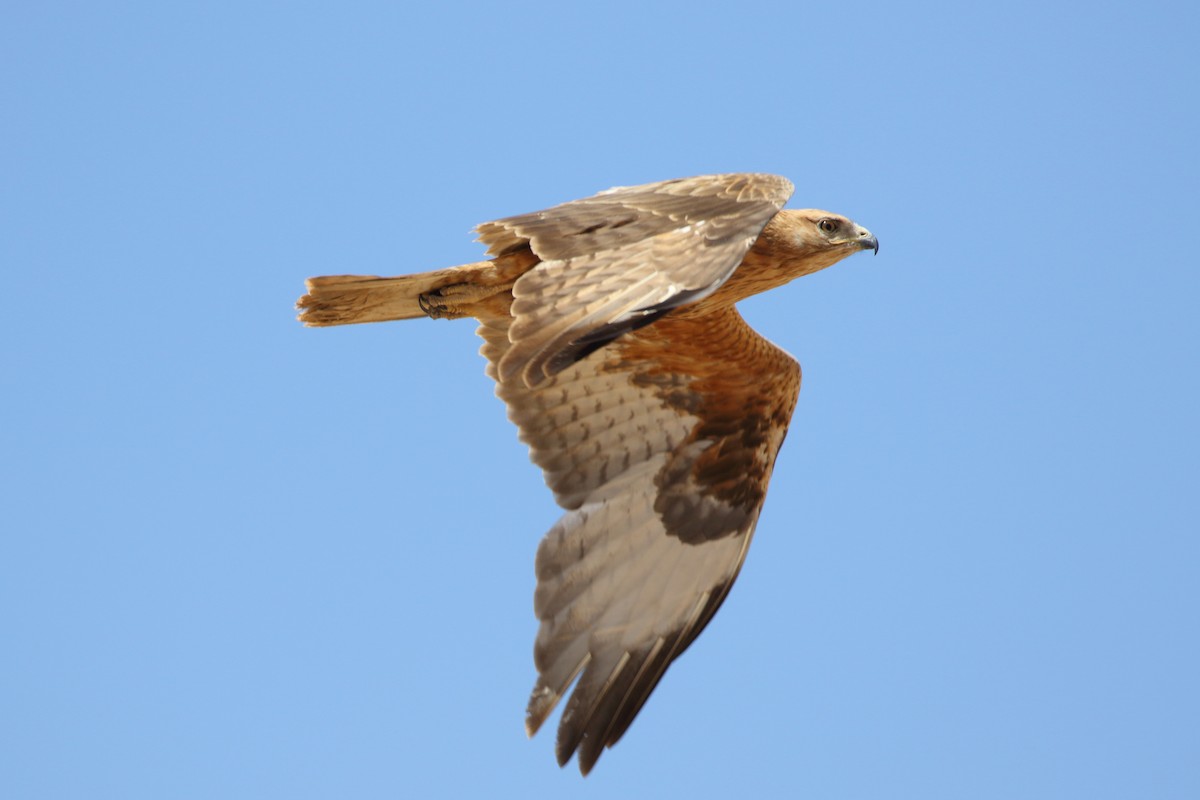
[818,218,838,233]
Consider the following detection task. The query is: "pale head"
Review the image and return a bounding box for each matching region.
[768,208,878,272]
[707,208,878,307]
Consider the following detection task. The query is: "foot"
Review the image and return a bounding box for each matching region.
[418,282,500,319]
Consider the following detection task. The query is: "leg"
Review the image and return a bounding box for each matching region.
[418,282,507,319]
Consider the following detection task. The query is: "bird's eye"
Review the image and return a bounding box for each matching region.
[818,218,838,233]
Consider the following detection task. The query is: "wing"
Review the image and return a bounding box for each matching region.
[475,173,794,388]
[478,304,801,775]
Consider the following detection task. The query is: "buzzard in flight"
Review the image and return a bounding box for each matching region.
[297,173,877,774]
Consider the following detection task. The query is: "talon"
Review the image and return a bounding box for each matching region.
[418,281,504,320]
[418,289,445,319]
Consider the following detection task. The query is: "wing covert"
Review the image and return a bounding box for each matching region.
[474,174,794,387]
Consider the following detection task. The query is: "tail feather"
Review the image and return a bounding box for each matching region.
[296,263,485,327]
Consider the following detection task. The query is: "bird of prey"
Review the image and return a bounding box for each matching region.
[296,173,877,774]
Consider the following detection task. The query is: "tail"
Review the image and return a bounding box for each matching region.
[296,262,487,327]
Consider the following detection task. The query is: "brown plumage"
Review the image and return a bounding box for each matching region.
[296,173,877,774]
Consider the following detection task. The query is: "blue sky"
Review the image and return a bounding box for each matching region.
[3,1,1197,797]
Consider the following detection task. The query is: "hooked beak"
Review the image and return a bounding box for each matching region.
[856,227,879,255]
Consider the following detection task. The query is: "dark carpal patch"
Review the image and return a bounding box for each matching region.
[617,314,797,544]
[654,460,755,543]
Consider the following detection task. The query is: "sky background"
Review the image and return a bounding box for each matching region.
[3,1,1198,797]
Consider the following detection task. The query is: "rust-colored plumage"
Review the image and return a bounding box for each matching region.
[296,173,877,774]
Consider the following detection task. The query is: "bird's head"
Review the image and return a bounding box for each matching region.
[777,208,877,263]
[734,209,878,294]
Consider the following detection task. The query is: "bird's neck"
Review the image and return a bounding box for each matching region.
[705,221,839,308]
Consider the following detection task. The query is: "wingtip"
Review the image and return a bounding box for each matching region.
[525,685,559,740]
[574,737,603,776]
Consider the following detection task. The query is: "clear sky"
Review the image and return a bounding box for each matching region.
[3,1,1198,797]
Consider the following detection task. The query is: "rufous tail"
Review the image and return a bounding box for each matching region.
[296,262,487,326]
